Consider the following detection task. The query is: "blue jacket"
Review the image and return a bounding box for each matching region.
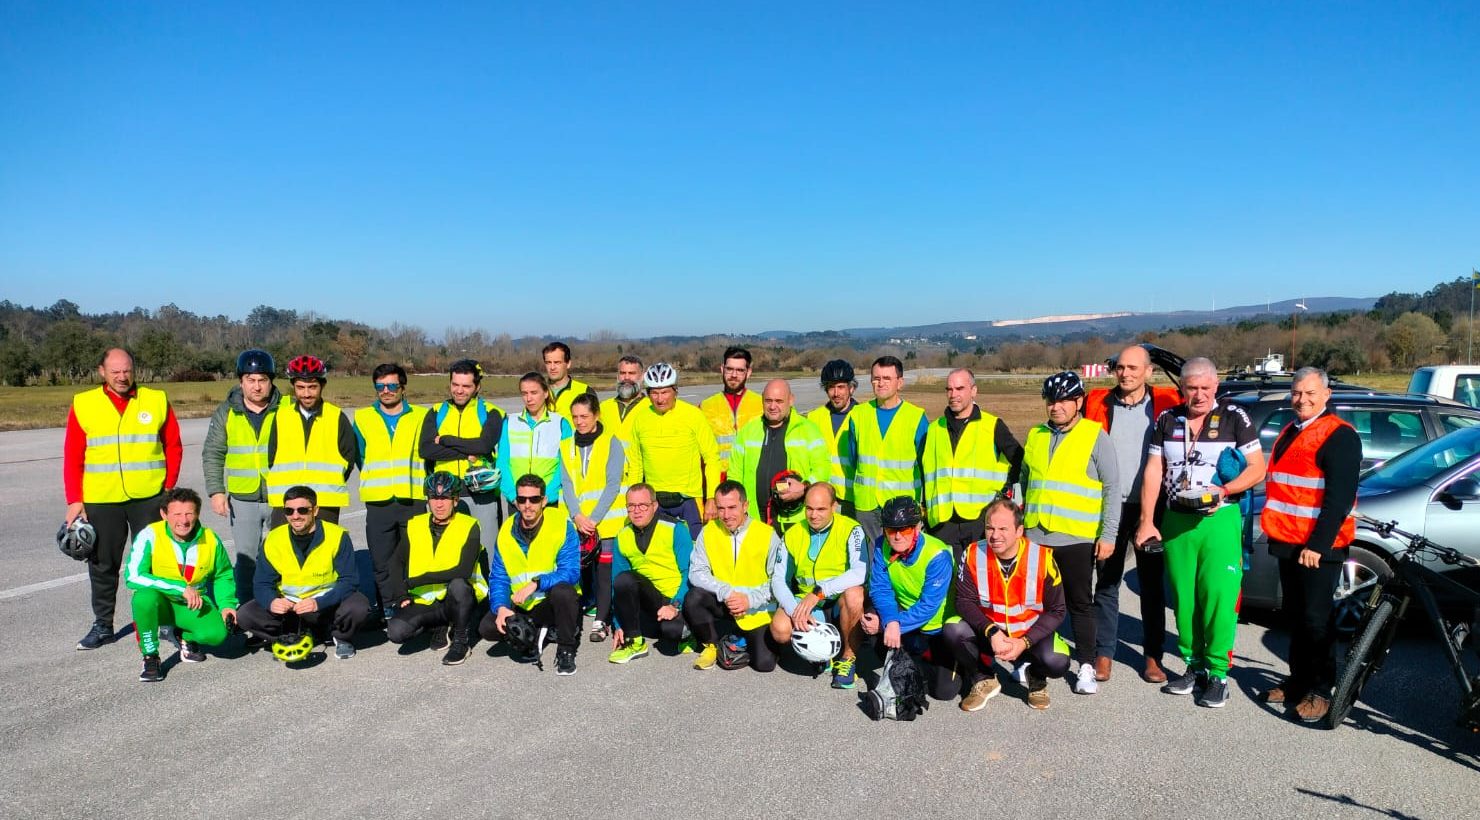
[868,532,951,635]
[487,517,580,612]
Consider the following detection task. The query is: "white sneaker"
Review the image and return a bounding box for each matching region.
[1074,662,1100,695]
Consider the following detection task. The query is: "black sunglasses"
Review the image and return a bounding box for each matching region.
[284,505,313,515]
[514,495,543,505]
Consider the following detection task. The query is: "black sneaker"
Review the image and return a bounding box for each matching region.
[77,622,114,651]
[555,647,577,676]
[1196,676,1230,708]
[429,626,449,651]
[139,655,163,683]
[180,641,207,663]
[1163,668,1200,695]
[442,641,470,666]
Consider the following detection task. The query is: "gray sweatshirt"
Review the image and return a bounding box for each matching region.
[1024,419,1122,547]
[558,434,627,532]
[689,518,777,613]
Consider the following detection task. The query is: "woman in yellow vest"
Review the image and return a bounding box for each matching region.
[683,480,780,672]
[386,472,488,666]
[558,394,636,642]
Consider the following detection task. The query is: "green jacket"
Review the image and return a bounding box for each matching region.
[730,410,832,526]
[124,522,240,610]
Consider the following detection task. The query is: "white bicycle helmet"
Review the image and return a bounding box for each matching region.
[644,362,678,389]
[792,621,842,663]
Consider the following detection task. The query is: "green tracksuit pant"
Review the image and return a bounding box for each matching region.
[131,588,230,656]
[1162,506,1242,679]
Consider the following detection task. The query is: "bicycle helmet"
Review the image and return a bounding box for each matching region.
[792,621,842,664]
[880,496,922,529]
[462,463,500,494]
[820,359,856,387]
[286,355,328,382]
[1041,370,1086,402]
[56,518,97,561]
[423,471,463,500]
[502,612,541,657]
[643,362,677,389]
[717,634,751,670]
[235,349,276,378]
[271,632,314,663]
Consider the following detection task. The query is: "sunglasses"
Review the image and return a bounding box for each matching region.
[284,505,313,516]
[883,526,915,536]
[514,495,543,505]
[374,382,403,392]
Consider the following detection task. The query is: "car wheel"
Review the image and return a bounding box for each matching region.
[1330,545,1394,641]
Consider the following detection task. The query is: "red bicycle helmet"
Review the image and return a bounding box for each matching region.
[286,355,328,381]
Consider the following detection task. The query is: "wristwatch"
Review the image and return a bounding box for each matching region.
[1021,635,1032,650]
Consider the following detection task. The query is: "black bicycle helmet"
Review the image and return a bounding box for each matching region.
[423,471,463,500]
[56,519,97,561]
[235,349,276,378]
[503,612,541,656]
[1042,370,1086,402]
[880,496,922,529]
[286,355,328,382]
[819,359,855,387]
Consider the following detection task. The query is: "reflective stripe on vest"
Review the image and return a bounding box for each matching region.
[805,404,854,503]
[1260,414,1357,548]
[615,519,683,599]
[405,512,488,603]
[700,390,762,473]
[144,520,222,583]
[560,430,632,539]
[266,402,349,507]
[354,404,429,502]
[73,386,169,503]
[850,401,926,511]
[968,538,1049,638]
[433,399,501,480]
[496,507,573,610]
[224,408,275,495]
[263,521,346,601]
[1022,420,1105,541]
[884,533,952,633]
[507,411,564,488]
[782,514,858,592]
[700,519,773,631]
[923,410,1011,526]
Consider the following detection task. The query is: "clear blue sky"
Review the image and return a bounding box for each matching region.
[2,2,1476,338]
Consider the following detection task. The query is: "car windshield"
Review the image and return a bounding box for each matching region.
[1362,427,1480,490]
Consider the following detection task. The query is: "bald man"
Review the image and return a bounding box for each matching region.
[729,379,832,533]
[1083,345,1183,683]
[922,368,1024,559]
[64,348,184,650]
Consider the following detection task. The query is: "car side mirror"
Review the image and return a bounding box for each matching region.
[1438,476,1480,504]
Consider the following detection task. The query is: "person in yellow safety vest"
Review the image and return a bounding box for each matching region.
[65,347,184,651]
[353,363,430,623]
[684,480,780,672]
[203,349,283,607]
[606,483,697,664]
[600,354,650,443]
[419,358,507,552]
[922,368,1024,558]
[266,355,357,525]
[559,393,638,641]
[235,485,372,661]
[543,341,598,424]
[844,355,929,546]
[498,372,574,510]
[125,488,240,683]
[730,379,831,533]
[805,359,860,515]
[699,346,762,481]
[478,474,583,676]
[768,483,867,689]
[386,471,488,666]
[942,498,1070,712]
[1021,370,1122,696]
[627,362,721,539]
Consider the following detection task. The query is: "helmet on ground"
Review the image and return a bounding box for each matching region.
[502,612,541,656]
[56,519,97,561]
[236,349,276,378]
[462,464,500,494]
[423,471,463,499]
[286,355,328,382]
[717,634,751,670]
[1041,370,1085,402]
[271,632,314,663]
[880,496,922,529]
[820,359,855,387]
[792,621,842,664]
[643,362,677,389]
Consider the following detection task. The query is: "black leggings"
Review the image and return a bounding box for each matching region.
[1052,541,1097,664]
[580,540,614,623]
[477,583,582,649]
[84,494,163,626]
[681,587,776,672]
[611,571,686,643]
[236,591,371,643]
[387,578,479,644]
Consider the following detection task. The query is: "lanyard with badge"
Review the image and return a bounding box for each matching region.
[1172,412,1220,515]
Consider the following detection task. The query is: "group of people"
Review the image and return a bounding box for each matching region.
[63,342,1361,722]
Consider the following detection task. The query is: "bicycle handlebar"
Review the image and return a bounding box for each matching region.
[1355,514,1479,567]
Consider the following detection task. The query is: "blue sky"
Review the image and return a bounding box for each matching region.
[2,2,1476,338]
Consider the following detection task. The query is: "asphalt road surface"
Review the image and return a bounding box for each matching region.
[1,375,1476,818]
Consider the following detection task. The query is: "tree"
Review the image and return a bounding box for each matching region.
[333,328,370,375]
[0,338,41,386]
[40,321,97,381]
[135,328,185,378]
[1384,311,1447,370]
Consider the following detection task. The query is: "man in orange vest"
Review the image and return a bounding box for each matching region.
[1083,344,1182,684]
[1259,367,1362,724]
[943,498,1070,711]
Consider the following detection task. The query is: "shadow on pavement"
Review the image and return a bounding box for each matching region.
[1293,787,1424,819]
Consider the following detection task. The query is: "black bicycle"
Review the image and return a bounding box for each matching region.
[1326,516,1480,731]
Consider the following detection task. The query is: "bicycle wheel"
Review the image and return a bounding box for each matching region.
[1326,597,1399,730]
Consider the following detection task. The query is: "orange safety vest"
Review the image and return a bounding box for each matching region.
[964,538,1052,639]
[1261,414,1356,549]
[1083,386,1181,430]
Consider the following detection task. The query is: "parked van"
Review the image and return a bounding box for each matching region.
[1409,365,1480,408]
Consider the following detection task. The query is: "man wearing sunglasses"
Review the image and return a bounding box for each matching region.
[237,486,371,661]
[353,363,429,623]
[480,474,582,675]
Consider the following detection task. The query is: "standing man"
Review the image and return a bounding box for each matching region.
[729,379,831,533]
[354,363,429,622]
[543,341,598,424]
[1084,344,1181,684]
[202,348,280,607]
[848,356,929,545]
[420,359,506,546]
[1021,371,1121,696]
[600,355,649,442]
[1136,358,1265,708]
[627,362,721,538]
[266,355,357,525]
[699,346,762,481]
[684,480,779,672]
[922,368,1023,558]
[386,472,488,666]
[64,347,183,650]
[1259,367,1362,723]
[805,360,859,514]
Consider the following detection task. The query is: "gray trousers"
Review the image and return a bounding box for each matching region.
[855,507,883,548]
[466,491,503,545]
[228,497,273,606]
